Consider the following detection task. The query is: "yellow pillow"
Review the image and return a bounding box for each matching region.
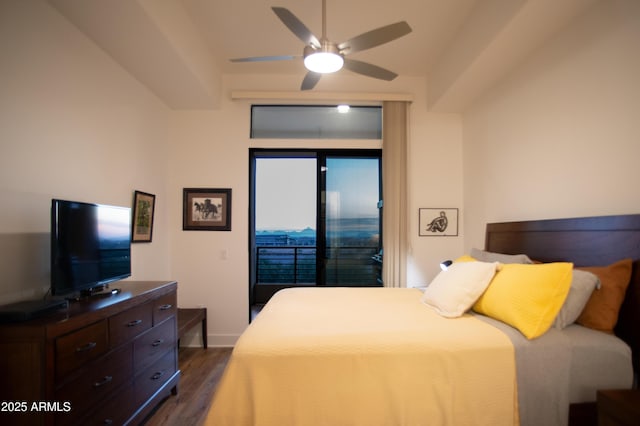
[473,262,573,339]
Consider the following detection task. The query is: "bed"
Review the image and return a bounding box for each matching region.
[206,214,640,426]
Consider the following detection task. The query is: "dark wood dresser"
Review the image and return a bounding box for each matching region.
[0,281,179,425]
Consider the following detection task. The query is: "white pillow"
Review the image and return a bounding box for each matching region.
[421,261,499,318]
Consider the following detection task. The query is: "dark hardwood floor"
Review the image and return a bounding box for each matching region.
[143,347,232,426]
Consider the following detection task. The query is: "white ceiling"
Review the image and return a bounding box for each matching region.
[48,0,598,111]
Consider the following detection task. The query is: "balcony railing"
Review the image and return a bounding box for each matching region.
[256,246,380,285]
[256,246,316,284]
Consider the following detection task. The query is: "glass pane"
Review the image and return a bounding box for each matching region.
[324,157,380,285]
[251,105,382,139]
[255,158,316,284]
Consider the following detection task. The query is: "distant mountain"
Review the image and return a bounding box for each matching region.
[257,218,379,247]
[257,227,314,234]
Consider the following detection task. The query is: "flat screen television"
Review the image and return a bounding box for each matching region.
[51,199,131,297]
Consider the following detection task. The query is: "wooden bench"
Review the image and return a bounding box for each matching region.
[177,307,207,349]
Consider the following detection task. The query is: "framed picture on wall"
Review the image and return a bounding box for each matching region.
[183,188,232,231]
[419,208,458,236]
[132,190,156,242]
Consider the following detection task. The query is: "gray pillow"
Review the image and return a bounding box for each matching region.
[470,248,533,264]
[554,269,600,329]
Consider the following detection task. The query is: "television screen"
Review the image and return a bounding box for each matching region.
[51,199,131,296]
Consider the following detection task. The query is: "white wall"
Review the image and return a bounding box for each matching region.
[0,1,171,304]
[462,0,640,250]
[167,100,251,346]
[408,111,463,286]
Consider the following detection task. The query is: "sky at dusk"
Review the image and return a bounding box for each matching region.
[256,158,316,231]
[256,157,379,231]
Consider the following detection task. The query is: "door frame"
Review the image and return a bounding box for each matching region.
[249,148,382,307]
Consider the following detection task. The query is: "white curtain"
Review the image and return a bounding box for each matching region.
[381,101,409,288]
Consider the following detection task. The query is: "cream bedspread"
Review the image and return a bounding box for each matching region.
[205,287,518,426]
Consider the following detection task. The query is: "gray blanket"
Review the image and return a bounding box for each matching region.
[474,313,573,426]
[473,313,633,426]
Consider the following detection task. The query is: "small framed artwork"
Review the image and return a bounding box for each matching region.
[132,190,156,243]
[419,208,459,236]
[183,188,232,231]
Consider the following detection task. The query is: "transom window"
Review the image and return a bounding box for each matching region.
[250,105,382,139]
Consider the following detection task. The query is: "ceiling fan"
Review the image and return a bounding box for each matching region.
[230,0,412,90]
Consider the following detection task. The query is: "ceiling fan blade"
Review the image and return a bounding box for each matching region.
[301,71,322,90]
[230,55,298,63]
[338,21,412,55]
[272,7,321,48]
[343,59,398,81]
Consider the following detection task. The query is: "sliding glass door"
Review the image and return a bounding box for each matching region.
[250,149,382,305]
[322,156,381,285]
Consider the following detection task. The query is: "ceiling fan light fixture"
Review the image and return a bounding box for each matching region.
[303,43,343,74]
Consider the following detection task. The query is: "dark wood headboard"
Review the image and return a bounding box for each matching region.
[484,214,640,376]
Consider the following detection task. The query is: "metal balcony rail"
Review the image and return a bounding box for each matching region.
[256,246,379,285]
[256,246,316,284]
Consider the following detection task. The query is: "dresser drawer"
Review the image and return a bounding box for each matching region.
[134,317,176,372]
[134,349,177,407]
[153,291,177,325]
[58,380,135,426]
[82,384,135,426]
[56,343,133,420]
[109,302,152,348]
[56,320,108,380]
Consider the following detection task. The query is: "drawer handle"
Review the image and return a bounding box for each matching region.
[152,339,164,347]
[127,319,143,327]
[159,304,173,311]
[76,342,97,352]
[93,375,113,388]
[151,371,165,381]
